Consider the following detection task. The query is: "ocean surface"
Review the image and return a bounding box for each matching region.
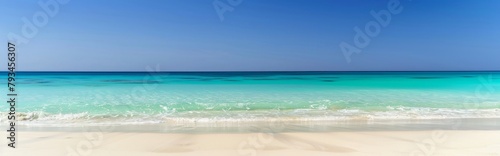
[1,71,500,127]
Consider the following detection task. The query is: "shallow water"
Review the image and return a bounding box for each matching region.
[1,71,500,126]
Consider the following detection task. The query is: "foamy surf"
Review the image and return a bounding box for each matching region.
[3,107,500,127]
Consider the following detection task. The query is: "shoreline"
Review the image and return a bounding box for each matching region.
[6,118,500,133]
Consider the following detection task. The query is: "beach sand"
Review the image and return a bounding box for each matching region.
[2,130,499,156]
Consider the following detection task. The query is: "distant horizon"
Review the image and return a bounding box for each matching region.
[4,70,500,73]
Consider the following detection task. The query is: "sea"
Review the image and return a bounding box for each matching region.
[1,71,500,131]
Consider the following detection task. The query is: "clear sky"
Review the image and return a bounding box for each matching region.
[1,0,499,71]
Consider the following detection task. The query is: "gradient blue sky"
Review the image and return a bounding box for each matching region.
[1,0,499,71]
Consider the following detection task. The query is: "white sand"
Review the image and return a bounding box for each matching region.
[1,131,500,156]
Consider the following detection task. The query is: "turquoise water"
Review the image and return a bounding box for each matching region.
[1,72,500,125]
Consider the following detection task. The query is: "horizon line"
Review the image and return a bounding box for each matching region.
[2,70,500,73]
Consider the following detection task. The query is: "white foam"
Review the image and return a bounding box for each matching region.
[2,107,500,126]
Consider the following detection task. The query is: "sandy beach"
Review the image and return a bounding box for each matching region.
[1,130,499,156]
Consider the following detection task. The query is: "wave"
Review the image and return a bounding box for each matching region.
[2,107,500,126]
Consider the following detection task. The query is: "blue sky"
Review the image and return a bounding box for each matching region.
[1,0,499,71]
